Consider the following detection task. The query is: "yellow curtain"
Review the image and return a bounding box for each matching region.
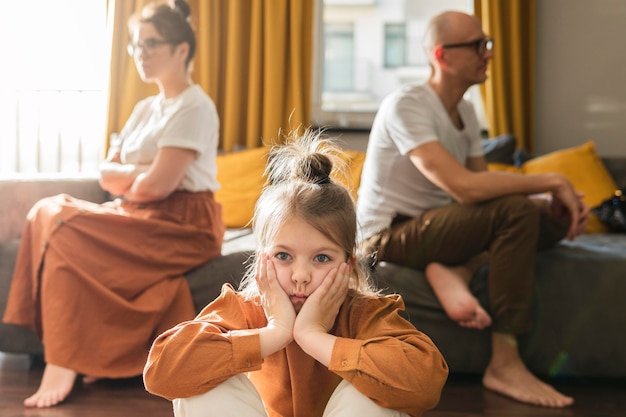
[106,0,314,152]
[475,0,536,152]
[105,0,157,151]
[190,0,314,150]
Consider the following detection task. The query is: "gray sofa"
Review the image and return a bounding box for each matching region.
[2,156,626,380]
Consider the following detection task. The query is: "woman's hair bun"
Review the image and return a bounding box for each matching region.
[173,0,191,20]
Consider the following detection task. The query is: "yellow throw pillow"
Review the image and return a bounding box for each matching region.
[215,147,366,227]
[521,140,618,233]
[332,150,366,201]
[215,146,269,228]
[487,163,523,173]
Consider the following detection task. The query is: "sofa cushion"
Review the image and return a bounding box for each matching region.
[333,149,367,201]
[487,163,523,173]
[486,141,618,234]
[215,146,367,227]
[372,233,626,377]
[481,133,517,165]
[522,141,618,233]
[185,251,251,313]
[215,147,269,228]
[0,239,44,355]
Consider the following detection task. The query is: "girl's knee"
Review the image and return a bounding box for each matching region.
[323,380,409,417]
[173,374,266,417]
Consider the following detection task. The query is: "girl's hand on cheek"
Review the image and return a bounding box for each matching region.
[294,263,351,338]
[256,254,295,342]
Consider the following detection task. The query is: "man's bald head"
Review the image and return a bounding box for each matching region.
[423,11,482,54]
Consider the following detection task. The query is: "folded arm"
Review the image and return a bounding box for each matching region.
[99,146,197,202]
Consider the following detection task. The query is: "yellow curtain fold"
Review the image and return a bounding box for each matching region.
[475,0,536,152]
[106,0,314,152]
[105,0,157,151]
[191,0,314,150]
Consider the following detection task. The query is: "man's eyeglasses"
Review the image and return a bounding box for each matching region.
[441,37,494,55]
[127,38,177,57]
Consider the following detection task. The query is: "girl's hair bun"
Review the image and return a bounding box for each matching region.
[265,129,344,187]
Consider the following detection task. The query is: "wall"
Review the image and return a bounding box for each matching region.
[336,1,626,158]
[535,0,626,157]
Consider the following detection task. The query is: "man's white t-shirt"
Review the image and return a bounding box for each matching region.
[116,84,220,192]
[356,83,484,240]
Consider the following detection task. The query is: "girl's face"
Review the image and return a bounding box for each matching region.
[130,22,180,82]
[266,218,347,312]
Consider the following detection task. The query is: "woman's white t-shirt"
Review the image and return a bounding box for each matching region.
[117,84,220,192]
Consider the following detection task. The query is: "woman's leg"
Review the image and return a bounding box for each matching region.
[323,380,410,417]
[173,374,267,417]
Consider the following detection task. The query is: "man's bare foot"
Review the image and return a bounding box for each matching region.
[483,333,574,407]
[24,364,77,408]
[425,262,492,329]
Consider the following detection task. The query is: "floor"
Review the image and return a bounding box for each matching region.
[1,352,625,417]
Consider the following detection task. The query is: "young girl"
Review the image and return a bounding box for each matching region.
[143,130,449,417]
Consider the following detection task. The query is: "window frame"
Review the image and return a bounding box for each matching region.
[311,0,485,132]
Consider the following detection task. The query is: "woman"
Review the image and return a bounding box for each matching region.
[2,0,225,408]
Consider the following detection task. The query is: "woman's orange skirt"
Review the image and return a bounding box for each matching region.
[3,191,225,377]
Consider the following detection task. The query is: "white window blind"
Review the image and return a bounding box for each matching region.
[0,0,108,175]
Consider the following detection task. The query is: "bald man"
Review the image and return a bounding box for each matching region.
[356,10,589,408]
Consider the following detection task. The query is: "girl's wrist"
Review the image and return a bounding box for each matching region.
[259,321,293,357]
[293,324,325,347]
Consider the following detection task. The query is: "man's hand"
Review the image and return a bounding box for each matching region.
[549,188,590,240]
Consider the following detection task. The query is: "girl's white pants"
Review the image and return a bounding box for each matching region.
[173,374,410,417]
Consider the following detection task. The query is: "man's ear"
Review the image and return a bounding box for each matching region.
[434,45,444,62]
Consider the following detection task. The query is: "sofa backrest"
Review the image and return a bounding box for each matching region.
[603,157,626,189]
[0,175,107,241]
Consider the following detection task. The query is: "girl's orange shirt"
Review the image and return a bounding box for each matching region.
[144,284,449,417]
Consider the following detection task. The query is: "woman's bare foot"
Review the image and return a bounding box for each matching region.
[82,375,102,384]
[425,262,492,329]
[483,333,574,407]
[24,364,77,408]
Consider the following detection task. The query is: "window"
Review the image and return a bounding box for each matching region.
[324,23,355,92]
[312,0,485,130]
[384,24,406,68]
[0,0,108,175]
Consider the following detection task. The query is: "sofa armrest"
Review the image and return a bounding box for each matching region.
[0,174,107,241]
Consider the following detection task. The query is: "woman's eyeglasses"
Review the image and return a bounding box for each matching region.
[441,37,494,55]
[127,38,177,57]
